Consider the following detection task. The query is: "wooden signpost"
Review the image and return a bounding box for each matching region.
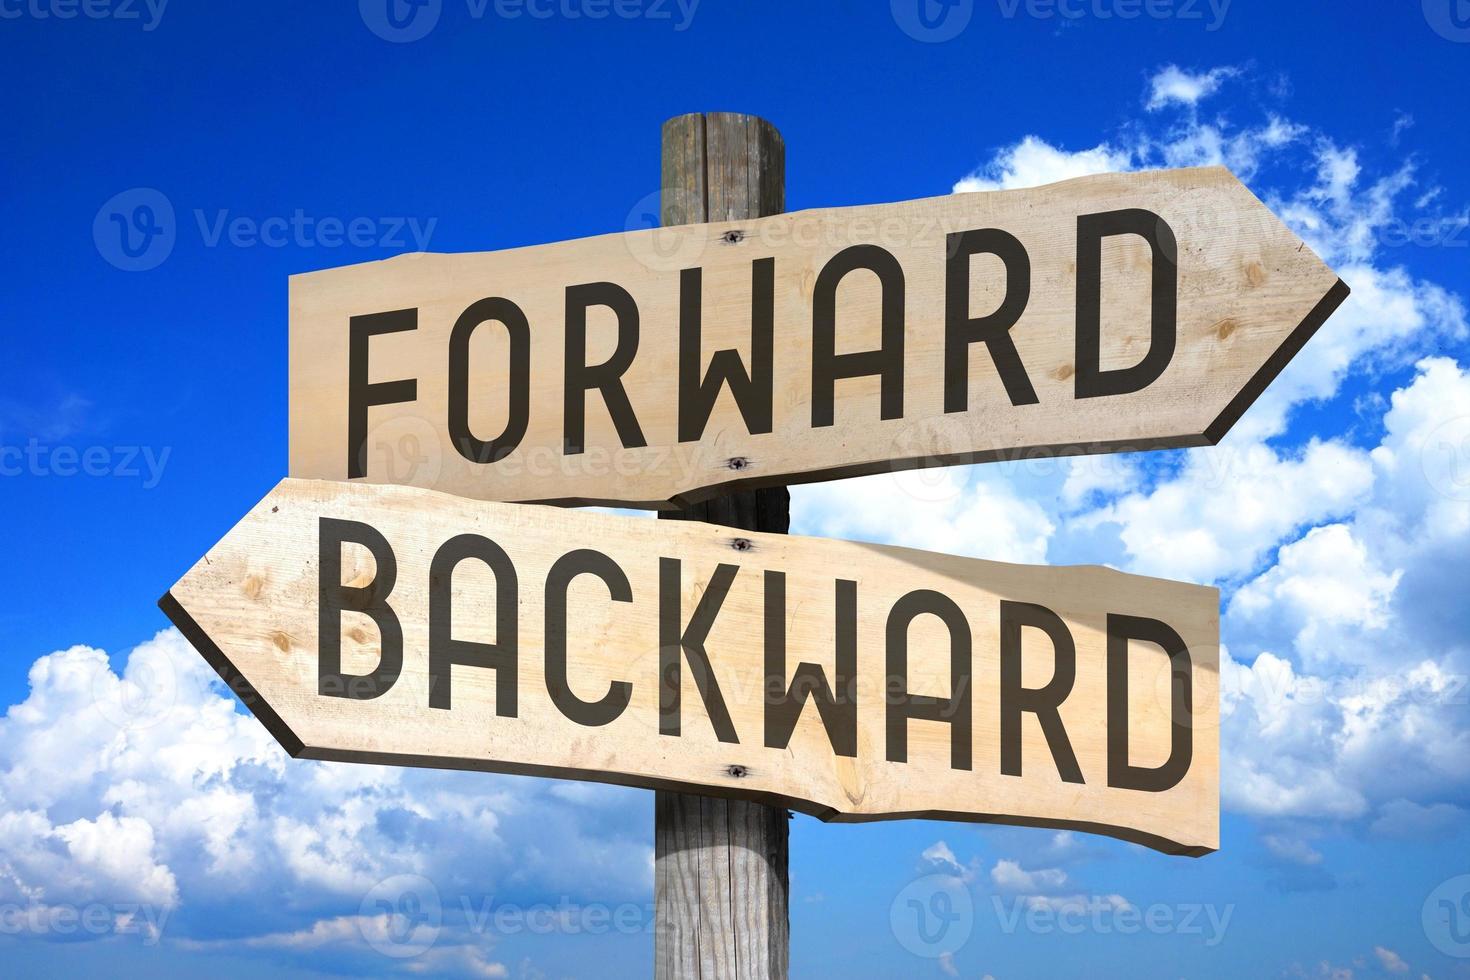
[160,477,1219,856]
[653,113,791,980]
[163,111,1349,979]
[290,163,1347,509]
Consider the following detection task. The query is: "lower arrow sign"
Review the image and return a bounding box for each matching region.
[162,478,1220,855]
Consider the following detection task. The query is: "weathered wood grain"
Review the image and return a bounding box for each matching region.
[655,111,790,980]
[160,478,1222,856]
[289,165,1347,508]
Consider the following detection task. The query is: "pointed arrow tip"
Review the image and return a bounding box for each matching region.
[158,589,307,758]
[1202,277,1352,445]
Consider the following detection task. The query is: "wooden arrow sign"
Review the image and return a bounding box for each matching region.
[161,478,1220,855]
[290,165,1347,508]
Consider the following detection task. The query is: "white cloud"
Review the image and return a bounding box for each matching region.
[939,77,1470,839]
[919,839,979,884]
[1221,643,1470,822]
[1369,799,1466,839]
[1221,649,1370,820]
[1369,356,1470,541]
[1146,65,1239,111]
[1373,946,1409,974]
[1216,356,1470,822]
[181,914,509,978]
[1059,454,1141,510]
[953,135,1132,193]
[4,64,1468,972]
[0,629,650,963]
[921,840,962,873]
[1261,833,1323,867]
[792,469,1054,564]
[1022,893,1132,915]
[231,913,409,951]
[1076,439,1374,583]
[0,808,177,911]
[1229,524,1402,671]
[941,70,1470,837]
[1156,114,1307,181]
[989,859,1067,894]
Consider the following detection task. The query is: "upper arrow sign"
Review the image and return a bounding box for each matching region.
[290,166,1347,508]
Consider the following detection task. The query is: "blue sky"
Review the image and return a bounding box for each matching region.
[2,1,1469,977]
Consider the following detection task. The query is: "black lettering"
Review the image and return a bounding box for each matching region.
[318,518,401,700]
[1106,613,1193,792]
[764,572,857,756]
[999,601,1083,783]
[428,534,517,714]
[678,259,775,442]
[564,282,647,454]
[1076,209,1179,398]
[659,559,739,743]
[448,297,529,465]
[944,229,1037,410]
[885,590,972,771]
[544,549,634,727]
[348,309,418,478]
[811,244,905,427]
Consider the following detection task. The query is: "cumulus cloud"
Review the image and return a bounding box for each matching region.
[1220,649,1368,819]
[919,839,981,886]
[1369,356,1470,542]
[920,840,964,875]
[793,468,1054,564]
[1368,799,1466,840]
[989,859,1067,894]
[953,135,1133,193]
[1075,438,1374,583]
[180,913,508,978]
[1059,454,1142,510]
[1229,523,1402,669]
[1022,893,1133,915]
[1373,945,1409,974]
[939,65,1470,838]
[1146,65,1239,111]
[802,68,1470,850]
[5,61,1469,973]
[1217,357,1470,823]
[0,629,649,967]
[1261,833,1324,867]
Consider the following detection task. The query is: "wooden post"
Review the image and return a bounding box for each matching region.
[655,112,791,980]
